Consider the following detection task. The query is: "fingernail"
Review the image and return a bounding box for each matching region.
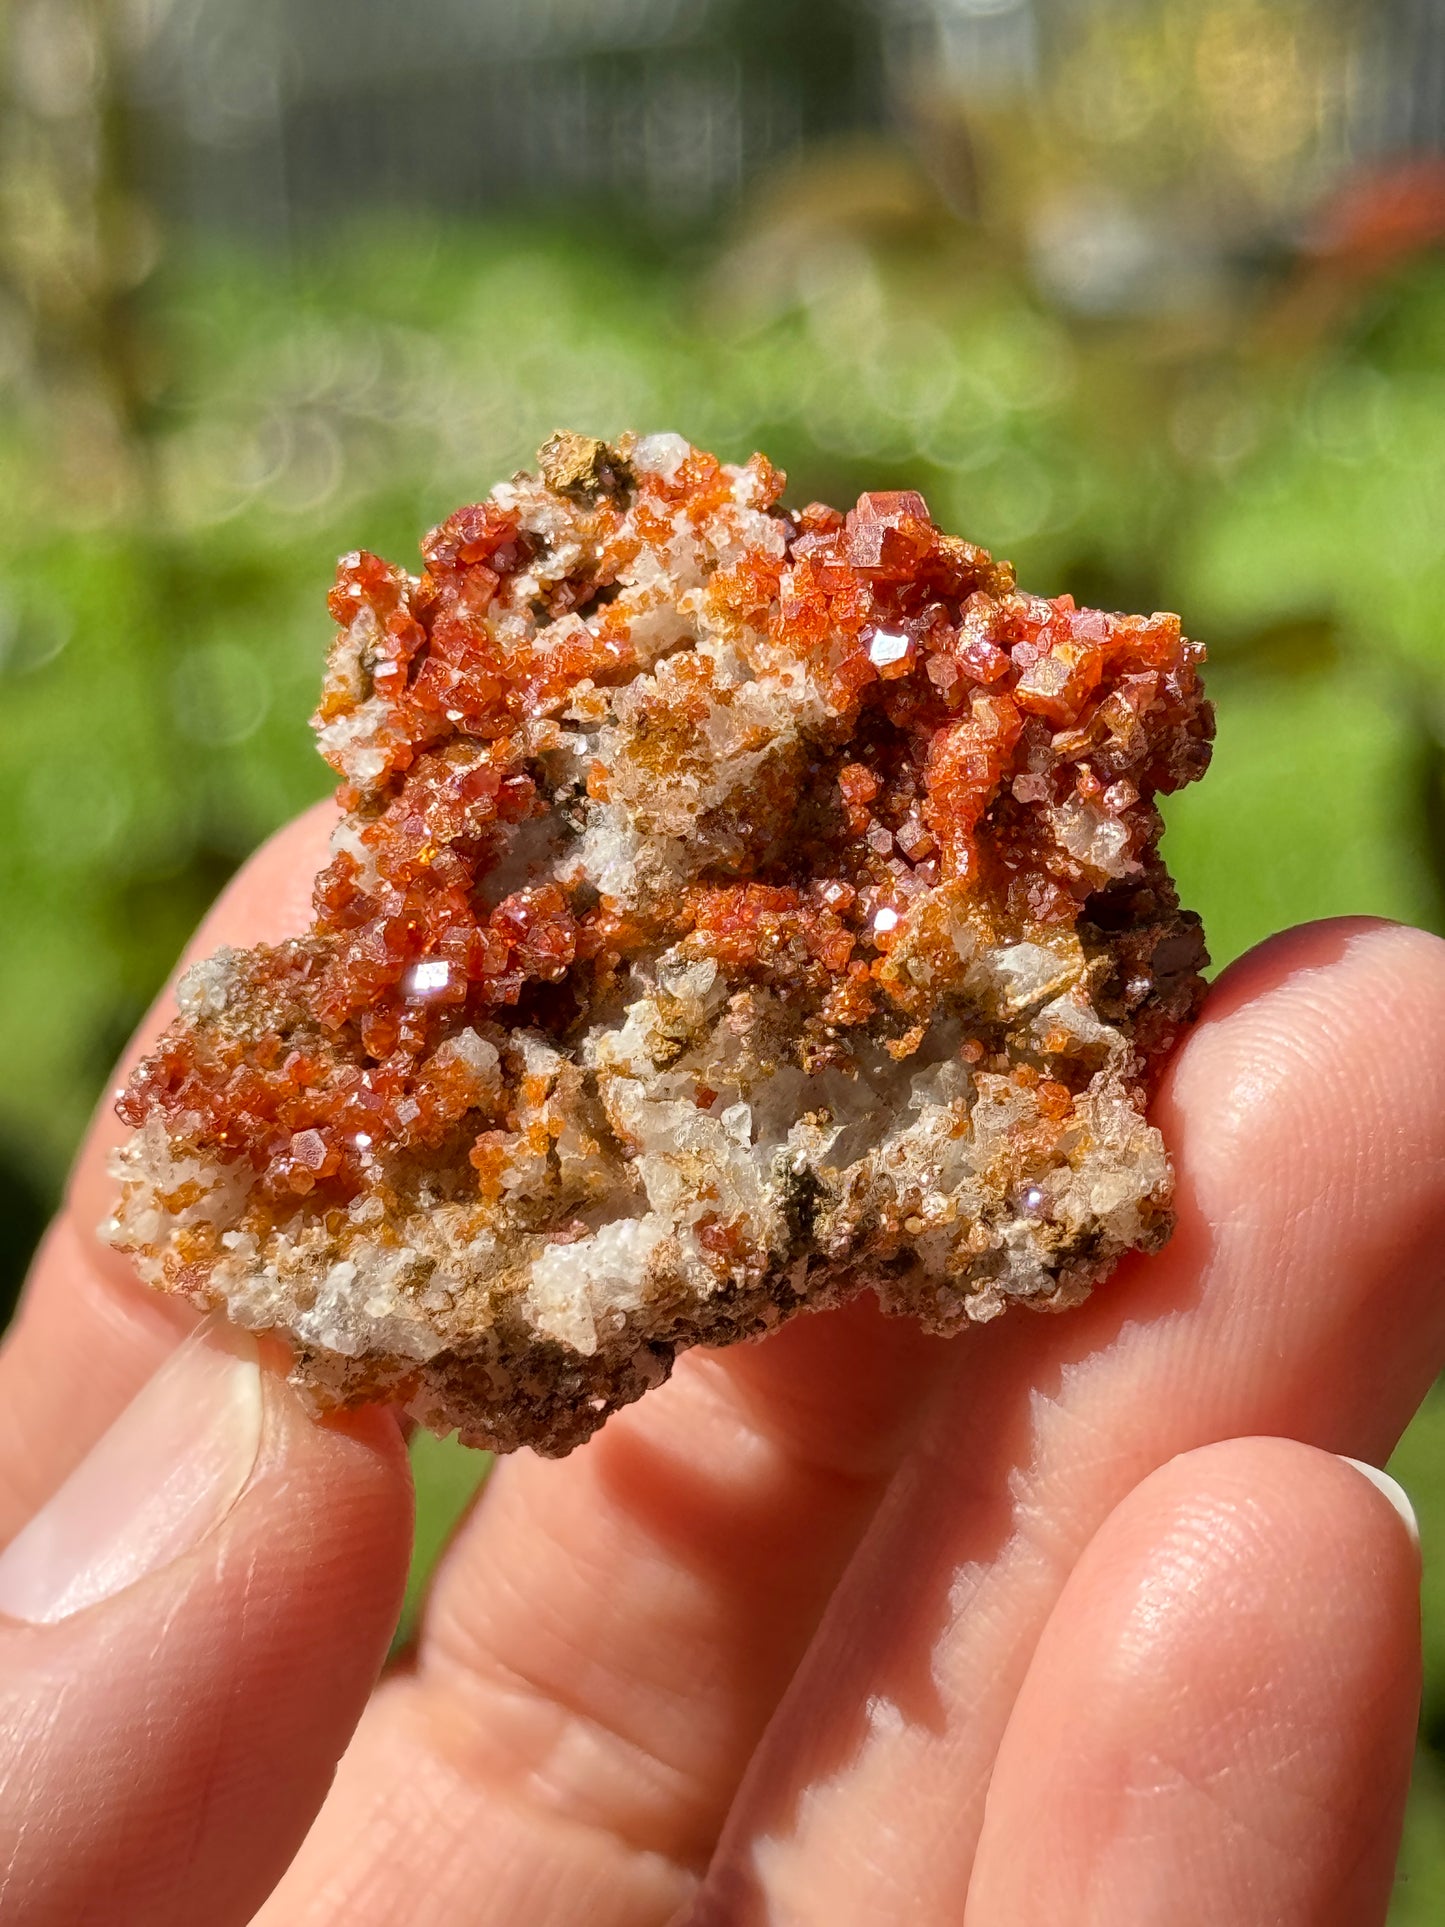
[0,1325,263,1624]
[1337,1456,1420,1550]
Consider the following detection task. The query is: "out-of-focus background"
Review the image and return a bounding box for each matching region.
[3,0,1445,1903]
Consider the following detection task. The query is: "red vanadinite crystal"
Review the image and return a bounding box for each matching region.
[119,447,1211,1205]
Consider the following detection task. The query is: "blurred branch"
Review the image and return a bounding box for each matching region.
[0,0,160,515]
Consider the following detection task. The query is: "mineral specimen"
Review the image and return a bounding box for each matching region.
[108,432,1213,1455]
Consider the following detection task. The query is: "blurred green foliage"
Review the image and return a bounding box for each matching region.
[395,1430,492,1657]
[5,214,1444,1197]
[3,208,1445,1905]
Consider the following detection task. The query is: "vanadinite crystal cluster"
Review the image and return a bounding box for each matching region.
[109,432,1213,1453]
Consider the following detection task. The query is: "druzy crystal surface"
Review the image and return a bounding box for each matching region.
[109,433,1213,1454]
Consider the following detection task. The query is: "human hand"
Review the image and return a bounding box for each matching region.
[0,803,1441,1925]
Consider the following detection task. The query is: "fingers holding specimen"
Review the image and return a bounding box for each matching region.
[0,1325,412,1927]
[1153,918,1445,1453]
[685,918,1445,1921]
[253,1297,952,1927]
[965,1437,1421,1927]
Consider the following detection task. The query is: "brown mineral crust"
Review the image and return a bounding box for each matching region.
[110,431,1213,1455]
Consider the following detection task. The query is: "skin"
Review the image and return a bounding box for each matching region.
[0,798,1440,1924]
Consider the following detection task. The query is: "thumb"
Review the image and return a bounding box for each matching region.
[0,1324,413,1926]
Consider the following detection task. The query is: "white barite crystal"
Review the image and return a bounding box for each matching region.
[632,432,691,481]
[426,1029,503,1106]
[524,1217,667,1355]
[1053,793,1138,880]
[406,959,453,997]
[175,950,242,1020]
[989,942,1079,1014]
[867,629,910,668]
